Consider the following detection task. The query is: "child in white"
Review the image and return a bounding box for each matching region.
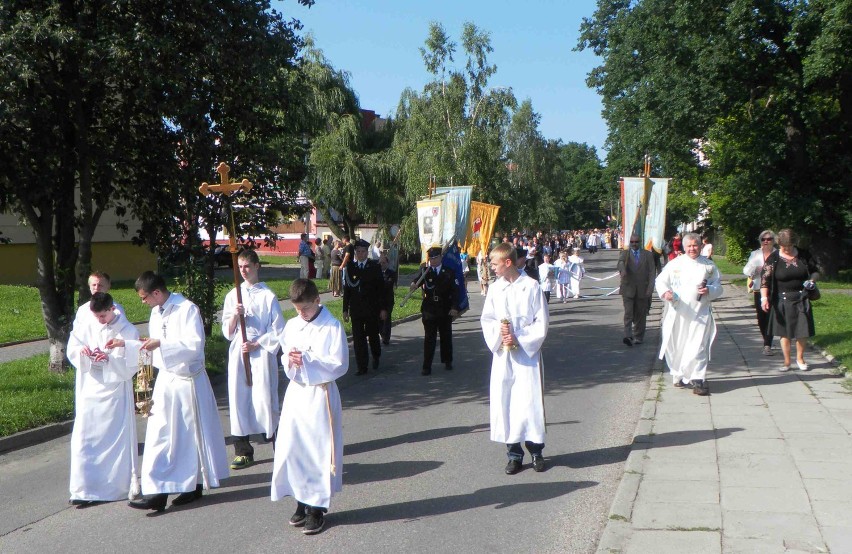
[271,279,348,535]
[538,253,556,303]
[567,247,586,299]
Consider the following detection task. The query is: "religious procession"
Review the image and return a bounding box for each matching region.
[3,2,850,552]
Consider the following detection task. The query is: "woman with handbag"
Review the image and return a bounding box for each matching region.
[743,230,778,355]
[760,229,820,371]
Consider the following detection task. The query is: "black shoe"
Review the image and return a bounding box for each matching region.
[532,454,546,472]
[171,484,203,506]
[421,368,431,376]
[356,368,367,375]
[505,460,522,475]
[289,502,307,527]
[444,362,453,371]
[372,358,380,370]
[673,380,692,389]
[382,339,390,345]
[303,509,325,535]
[128,493,168,512]
[623,337,633,347]
[70,499,90,506]
[692,380,710,396]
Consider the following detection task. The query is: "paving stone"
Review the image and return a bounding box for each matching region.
[722,511,824,545]
[625,530,721,554]
[715,438,786,455]
[717,453,797,473]
[631,502,722,530]
[721,536,794,553]
[796,460,846,479]
[711,415,777,429]
[708,404,771,416]
[803,478,852,502]
[637,480,719,504]
[642,460,719,481]
[821,526,852,554]
[811,500,852,527]
[719,467,804,489]
[721,487,811,513]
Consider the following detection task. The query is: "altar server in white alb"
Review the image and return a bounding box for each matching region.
[271,279,348,536]
[481,243,550,475]
[67,292,139,507]
[655,232,723,396]
[222,249,285,470]
[72,271,125,328]
[110,271,229,513]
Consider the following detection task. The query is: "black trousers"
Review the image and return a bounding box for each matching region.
[507,441,544,461]
[422,314,452,370]
[752,292,773,347]
[233,435,253,457]
[380,305,394,343]
[351,316,381,371]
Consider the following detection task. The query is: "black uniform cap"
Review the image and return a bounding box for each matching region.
[354,239,370,248]
[427,247,442,258]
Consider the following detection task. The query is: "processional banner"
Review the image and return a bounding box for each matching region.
[434,186,473,247]
[416,197,445,262]
[463,201,501,258]
[621,177,669,253]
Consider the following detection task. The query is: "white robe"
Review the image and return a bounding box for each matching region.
[567,255,585,297]
[222,282,285,437]
[124,293,229,494]
[271,306,348,509]
[481,273,549,445]
[655,255,723,383]
[73,300,125,329]
[67,311,139,501]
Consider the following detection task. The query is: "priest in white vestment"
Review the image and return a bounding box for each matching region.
[271,279,348,535]
[481,243,550,475]
[113,271,229,512]
[67,292,139,505]
[655,233,723,395]
[222,249,285,469]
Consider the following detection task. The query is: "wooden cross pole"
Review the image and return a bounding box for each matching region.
[199,162,254,386]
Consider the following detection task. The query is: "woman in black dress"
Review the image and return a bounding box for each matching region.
[760,229,819,371]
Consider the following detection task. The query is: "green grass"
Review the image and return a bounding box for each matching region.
[712,255,741,276]
[0,285,47,343]
[0,354,75,437]
[258,254,297,266]
[811,292,852,368]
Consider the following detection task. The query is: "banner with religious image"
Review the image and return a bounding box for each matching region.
[621,177,669,253]
[434,186,473,247]
[416,197,445,261]
[463,201,501,257]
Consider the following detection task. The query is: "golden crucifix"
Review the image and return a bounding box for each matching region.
[199,162,254,386]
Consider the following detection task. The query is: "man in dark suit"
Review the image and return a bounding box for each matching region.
[410,246,460,375]
[378,254,397,345]
[617,234,656,346]
[343,239,387,374]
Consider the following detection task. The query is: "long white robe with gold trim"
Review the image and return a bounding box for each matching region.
[222,282,285,437]
[67,311,139,501]
[271,307,348,509]
[124,293,229,494]
[655,255,723,383]
[481,273,549,445]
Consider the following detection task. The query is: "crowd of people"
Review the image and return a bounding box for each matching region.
[64,224,820,535]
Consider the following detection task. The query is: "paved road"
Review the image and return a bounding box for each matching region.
[0,250,654,553]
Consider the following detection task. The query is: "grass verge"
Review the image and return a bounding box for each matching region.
[811,292,852,368]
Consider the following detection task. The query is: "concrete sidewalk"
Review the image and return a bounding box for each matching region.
[597,285,852,553]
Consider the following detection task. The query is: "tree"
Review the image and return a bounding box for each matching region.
[0,0,311,369]
[300,39,402,239]
[578,0,852,272]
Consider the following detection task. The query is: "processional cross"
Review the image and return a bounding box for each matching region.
[200,162,254,386]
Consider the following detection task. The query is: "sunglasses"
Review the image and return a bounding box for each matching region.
[760,237,773,242]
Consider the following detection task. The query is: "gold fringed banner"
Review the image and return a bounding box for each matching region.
[463,201,501,258]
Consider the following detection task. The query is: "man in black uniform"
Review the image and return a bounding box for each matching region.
[410,246,460,376]
[343,239,387,375]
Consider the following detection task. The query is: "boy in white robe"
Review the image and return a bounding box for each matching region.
[72,271,125,328]
[67,292,139,506]
[271,279,348,535]
[110,271,229,512]
[655,233,723,395]
[222,249,285,469]
[481,243,550,475]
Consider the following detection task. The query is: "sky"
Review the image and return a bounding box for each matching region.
[273,0,608,155]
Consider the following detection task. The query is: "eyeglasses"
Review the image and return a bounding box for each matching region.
[629,241,639,244]
[760,237,773,242]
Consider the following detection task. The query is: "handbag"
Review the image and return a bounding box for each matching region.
[806,284,821,301]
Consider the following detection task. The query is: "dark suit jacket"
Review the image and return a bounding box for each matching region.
[412,265,459,320]
[617,248,656,298]
[343,259,386,318]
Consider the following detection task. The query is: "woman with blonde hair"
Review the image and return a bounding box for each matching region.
[742,230,777,355]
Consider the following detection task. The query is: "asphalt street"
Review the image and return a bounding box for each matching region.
[0,249,655,553]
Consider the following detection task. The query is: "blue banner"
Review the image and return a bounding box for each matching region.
[435,186,472,246]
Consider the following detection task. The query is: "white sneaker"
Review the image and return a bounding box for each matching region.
[779,364,792,372]
[797,361,809,371]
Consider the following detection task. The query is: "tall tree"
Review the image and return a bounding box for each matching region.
[579,0,852,271]
[0,0,311,368]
